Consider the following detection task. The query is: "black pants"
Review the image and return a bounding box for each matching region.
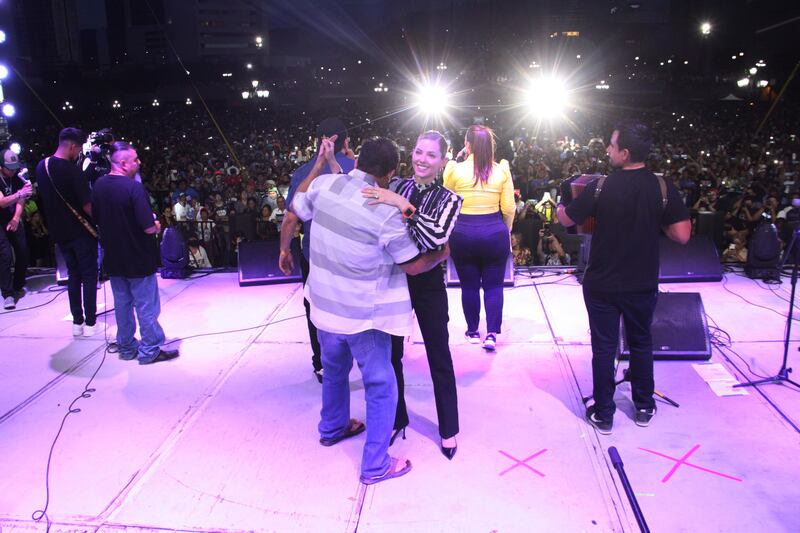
[300,254,322,372]
[58,235,98,326]
[583,287,658,421]
[392,265,460,439]
[0,223,28,298]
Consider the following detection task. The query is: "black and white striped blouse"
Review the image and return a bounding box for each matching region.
[389,177,463,252]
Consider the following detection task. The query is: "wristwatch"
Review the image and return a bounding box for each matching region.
[402,204,417,219]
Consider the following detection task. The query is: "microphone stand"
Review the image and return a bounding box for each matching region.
[735,226,800,390]
[608,447,650,533]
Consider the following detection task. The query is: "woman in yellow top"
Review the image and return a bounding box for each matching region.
[443,125,515,351]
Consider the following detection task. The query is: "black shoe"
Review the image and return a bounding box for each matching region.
[635,406,656,427]
[314,369,323,383]
[139,349,180,365]
[585,405,613,435]
[389,426,407,446]
[440,438,457,460]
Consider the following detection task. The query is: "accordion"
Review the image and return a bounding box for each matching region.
[568,174,605,235]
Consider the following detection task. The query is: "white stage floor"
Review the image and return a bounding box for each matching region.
[1,268,799,532]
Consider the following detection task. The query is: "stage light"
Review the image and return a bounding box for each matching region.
[414,85,450,115]
[0,64,7,80]
[246,63,253,69]
[758,80,769,88]
[255,36,263,48]
[251,80,259,88]
[185,97,192,105]
[241,91,250,99]
[0,30,6,44]
[152,99,160,106]
[700,22,712,35]
[526,77,567,118]
[749,67,758,75]
[9,142,21,155]
[737,78,750,87]
[2,103,15,117]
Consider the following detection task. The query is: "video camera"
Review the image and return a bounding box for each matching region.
[81,128,114,176]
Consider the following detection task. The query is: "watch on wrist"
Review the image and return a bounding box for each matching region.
[402,204,417,219]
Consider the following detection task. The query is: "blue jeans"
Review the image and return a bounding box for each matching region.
[110,274,166,362]
[317,329,397,478]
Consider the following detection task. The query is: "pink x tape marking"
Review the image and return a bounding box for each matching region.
[498,449,548,477]
[639,444,743,483]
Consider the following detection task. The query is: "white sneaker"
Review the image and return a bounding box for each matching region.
[3,296,15,310]
[72,323,84,337]
[83,324,97,337]
[482,334,496,351]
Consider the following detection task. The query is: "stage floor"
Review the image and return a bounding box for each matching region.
[1,268,798,532]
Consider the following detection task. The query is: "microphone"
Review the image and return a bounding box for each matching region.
[608,446,623,467]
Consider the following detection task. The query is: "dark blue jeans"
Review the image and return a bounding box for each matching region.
[57,235,98,325]
[449,212,510,334]
[110,274,166,361]
[583,287,658,421]
[0,223,28,298]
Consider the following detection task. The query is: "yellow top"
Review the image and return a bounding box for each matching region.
[443,155,516,229]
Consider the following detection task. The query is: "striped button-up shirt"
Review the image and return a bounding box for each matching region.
[389,177,462,252]
[292,169,421,336]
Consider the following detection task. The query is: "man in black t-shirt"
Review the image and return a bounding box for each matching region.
[92,142,178,365]
[0,149,33,310]
[35,128,99,335]
[557,122,690,434]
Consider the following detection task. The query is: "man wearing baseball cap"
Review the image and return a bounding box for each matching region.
[0,148,33,310]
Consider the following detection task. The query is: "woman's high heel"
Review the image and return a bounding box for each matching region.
[389,426,407,446]
[440,437,457,460]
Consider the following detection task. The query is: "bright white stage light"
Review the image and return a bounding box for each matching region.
[0,64,8,80]
[0,30,6,44]
[2,103,15,117]
[526,77,567,118]
[700,22,712,35]
[9,142,21,155]
[414,85,450,115]
[757,80,769,88]
[737,78,750,87]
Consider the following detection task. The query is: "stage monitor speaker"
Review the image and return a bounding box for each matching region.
[446,255,514,287]
[55,246,68,286]
[238,239,301,286]
[659,235,722,283]
[619,292,711,360]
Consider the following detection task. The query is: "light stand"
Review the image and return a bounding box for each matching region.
[735,226,800,390]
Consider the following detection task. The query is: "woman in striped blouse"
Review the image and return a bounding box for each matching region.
[362,130,462,460]
[443,125,515,351]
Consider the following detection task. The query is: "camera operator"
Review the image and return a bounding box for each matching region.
[536,227,570,266]
[35,128,98,335]
[0,149,33,310]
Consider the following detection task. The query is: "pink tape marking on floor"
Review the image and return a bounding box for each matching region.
[639,444,743,483]
[498,449,548,477]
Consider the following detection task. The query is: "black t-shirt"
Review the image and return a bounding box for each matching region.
[35,157,93,243]
[91,174,160,278]
[0,173,25,225]
[566,167,690,292]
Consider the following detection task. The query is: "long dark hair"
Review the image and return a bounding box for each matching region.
[466,125,496,186]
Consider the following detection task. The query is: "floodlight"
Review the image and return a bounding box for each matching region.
[700,22,711,35]
[737,78,750,87]
[241,91,250,99]
[0,64,8,80]
[749,67,757,75]
[2,103,15,117]
[526,77,567,118]
[0,30,6,44]
[10,142,21,155]
[414,85,450,115]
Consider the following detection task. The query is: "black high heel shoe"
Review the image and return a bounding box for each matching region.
[389,426,407,446]
[440,438,457,460]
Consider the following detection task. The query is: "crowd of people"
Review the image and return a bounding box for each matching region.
[4,99,799,273]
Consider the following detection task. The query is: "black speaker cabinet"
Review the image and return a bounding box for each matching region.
[445,255,515,287]
[238,239,301,286]
[619,292,711,360]
[659,235,722,283]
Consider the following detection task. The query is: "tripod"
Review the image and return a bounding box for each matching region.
[735,227,800,390]
[582,359,680,408]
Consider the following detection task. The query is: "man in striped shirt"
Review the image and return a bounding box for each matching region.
[291,136,449,484]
